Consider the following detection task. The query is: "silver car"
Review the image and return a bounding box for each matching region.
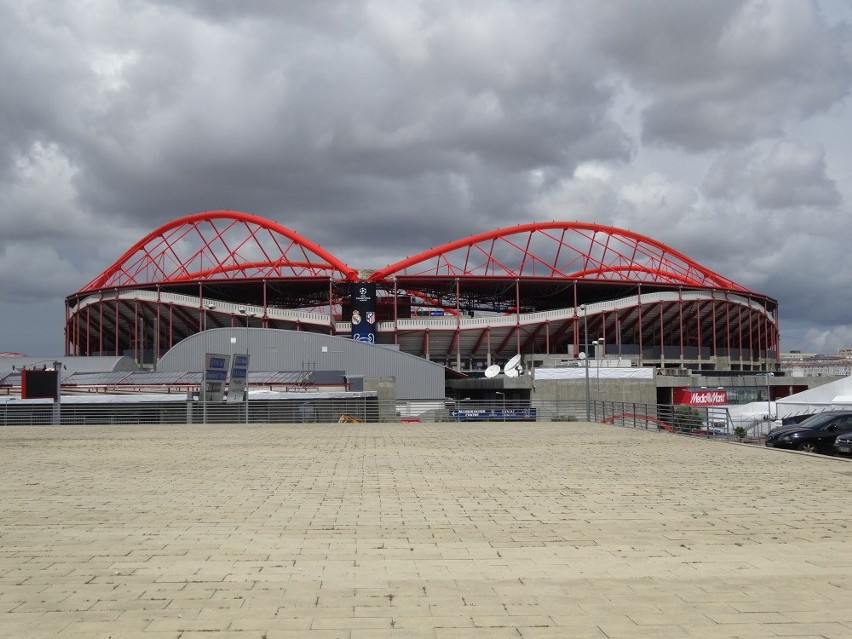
[833,430,852,457]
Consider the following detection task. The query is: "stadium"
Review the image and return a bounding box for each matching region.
[64,210,779,374]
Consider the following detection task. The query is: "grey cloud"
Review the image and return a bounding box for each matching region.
[24,1,631,237]
[752,140,841,209]
[590,0,852,152]
[703,141,841,209]
[703,151,753,199]
[1,0,851,355]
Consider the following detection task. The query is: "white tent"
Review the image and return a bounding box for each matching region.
[775,376,852,418]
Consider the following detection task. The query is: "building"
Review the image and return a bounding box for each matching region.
[64,210,779,374]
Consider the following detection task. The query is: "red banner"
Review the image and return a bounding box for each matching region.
[673,388,728,406]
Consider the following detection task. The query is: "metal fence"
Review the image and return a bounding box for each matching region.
[2,396,740,440]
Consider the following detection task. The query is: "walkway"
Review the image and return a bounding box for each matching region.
[1,423,850,638]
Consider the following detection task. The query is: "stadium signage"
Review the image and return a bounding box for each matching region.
[203,352,231,402]
[227,353,250,403]
[673,388,728,406]
[350,282,377,344]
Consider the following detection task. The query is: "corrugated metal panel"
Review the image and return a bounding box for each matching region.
[158,328,444,400]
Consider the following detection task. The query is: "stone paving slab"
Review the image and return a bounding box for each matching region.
[1,422,851,638]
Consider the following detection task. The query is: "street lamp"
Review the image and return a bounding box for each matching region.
[594,338,604,417]
[202,302,215,424]
[765,371,775,423]
[580,304,590,421]
[495,391,505,422]
[239,306,254,424]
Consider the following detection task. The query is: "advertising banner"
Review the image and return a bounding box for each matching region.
[203,353,231,403]
[350,282,377,343]
[673,388,728,406]
[227,353,250,403]
[449,408,537,421]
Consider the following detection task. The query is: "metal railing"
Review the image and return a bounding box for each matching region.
[2,396,736,439]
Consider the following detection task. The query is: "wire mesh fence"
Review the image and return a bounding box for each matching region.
[1,396,737,441]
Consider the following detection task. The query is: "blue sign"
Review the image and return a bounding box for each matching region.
[350,282,377,343]
[203,352,231,402]
[228,353,250,403]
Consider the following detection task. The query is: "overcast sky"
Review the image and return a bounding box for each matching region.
[2,0,852,357]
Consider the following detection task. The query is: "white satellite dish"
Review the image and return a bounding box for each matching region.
[504,354,521,373]
[578,352,587,360]
[484,364,501,378]
[505,367,520,378]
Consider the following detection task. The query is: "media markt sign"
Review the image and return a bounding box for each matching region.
[673,388,728,406]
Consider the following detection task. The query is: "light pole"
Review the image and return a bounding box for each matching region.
[52,360,62,426]
[594,337,604,392]
[594,338,603,418]
[202,302,215,424]
[496,391,505,422]
[765,371,774,423]
[239,306,253,424]
[581,304,590,421]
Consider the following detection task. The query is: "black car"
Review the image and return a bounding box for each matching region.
[765,411,852,454]
[833,430,852,457]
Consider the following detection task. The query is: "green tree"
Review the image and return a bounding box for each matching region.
[671,405,703,432]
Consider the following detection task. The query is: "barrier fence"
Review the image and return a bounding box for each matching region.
[1,397,739,440]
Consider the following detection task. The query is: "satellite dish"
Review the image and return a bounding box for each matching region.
[504,354,521,373]
[578,352,587,360]
[505,367,519,378]
[484,364,501,378]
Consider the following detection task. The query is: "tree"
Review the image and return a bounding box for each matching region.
[671,405,703,432]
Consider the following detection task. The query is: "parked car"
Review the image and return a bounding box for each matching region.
[764,411,852,454]
[770,413,814,431]
[833,431,852,457]
[768,411,847,437]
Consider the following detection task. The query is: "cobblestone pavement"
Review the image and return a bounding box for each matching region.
[1,422,851,638]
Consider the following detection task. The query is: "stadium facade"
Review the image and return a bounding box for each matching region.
[64,210,779,373]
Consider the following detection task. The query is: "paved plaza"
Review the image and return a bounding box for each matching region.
[1,422,851,638]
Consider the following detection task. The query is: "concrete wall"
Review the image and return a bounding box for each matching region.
[363,376,397,421]
[531,378,658,419]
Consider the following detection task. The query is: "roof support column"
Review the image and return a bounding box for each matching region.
[99,290,104,356]
[678,288,684,367]
[515,279,521,355]
[637,286,644,367]
[263,279,268,329]
[545,319,550,355]
[393,277,399,345]
[711,292,717,360]
[456,278,462,371]
[155,285,161,366]
[114,292,119,357]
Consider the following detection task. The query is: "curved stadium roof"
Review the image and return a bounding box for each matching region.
[66,210,777,370]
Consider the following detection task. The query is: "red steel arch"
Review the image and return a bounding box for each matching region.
[369,221,750,291]
[80,210,358,292]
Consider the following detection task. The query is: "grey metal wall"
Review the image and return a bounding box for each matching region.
[157,328,445,400]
